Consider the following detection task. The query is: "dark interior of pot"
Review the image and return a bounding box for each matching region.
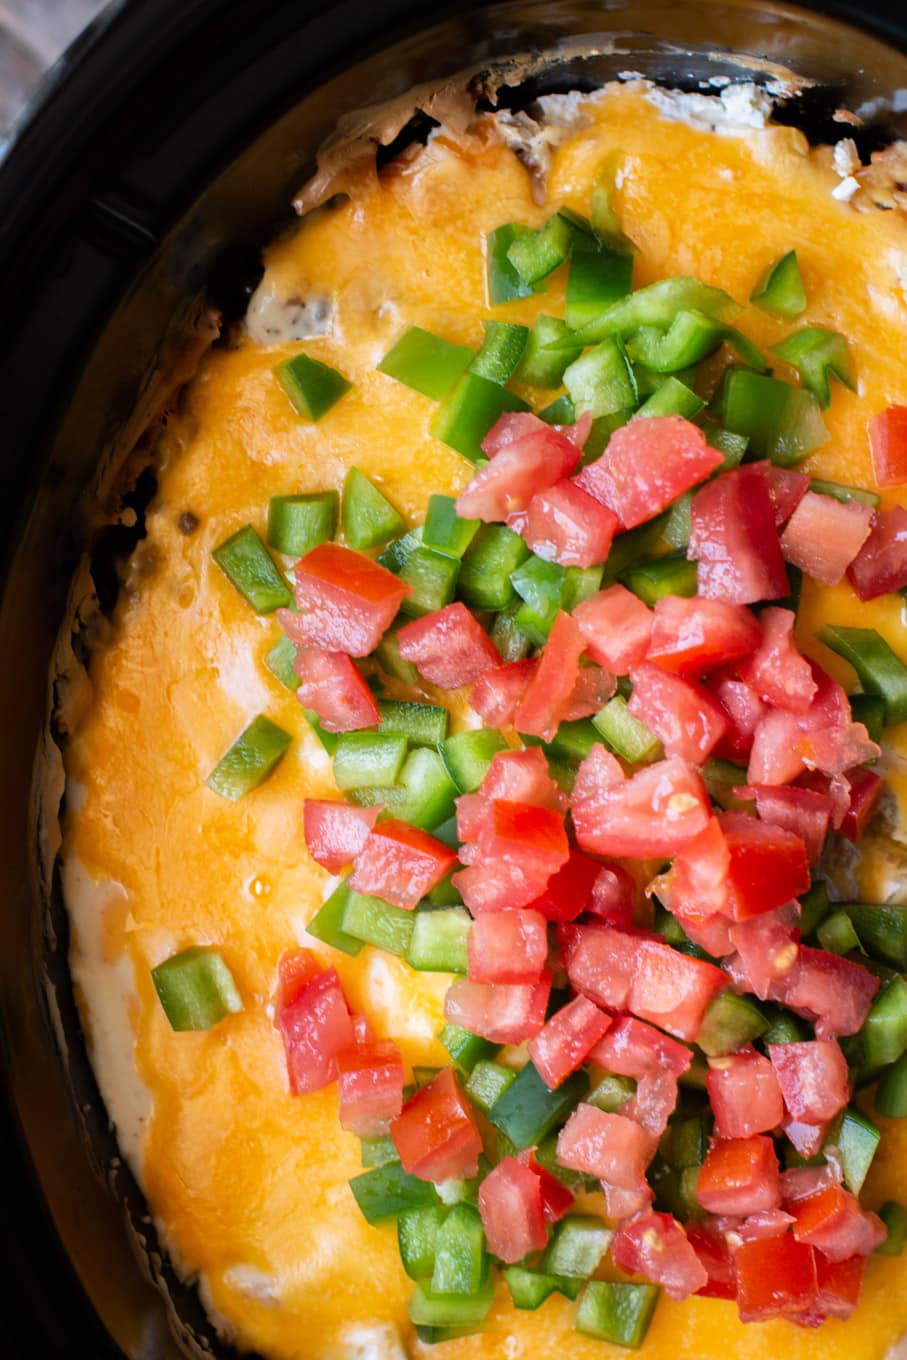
[0,1,905,1356]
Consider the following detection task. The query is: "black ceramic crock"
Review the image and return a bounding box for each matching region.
[1,1,905,1356]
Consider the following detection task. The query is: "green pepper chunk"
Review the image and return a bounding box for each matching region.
[408,1277,494,1328]
[489,603,534,662]
[466,1060,517,1113]
[563,565,605,611]
[301,707,339,755]
[750,250,808,319]
[603,514,671,578]
[469,321,529,384]
[772,326,856,408]
[839,903,907,969]
[378,526,422,573]
[398,1205,444,1279]
[565,247,634,331]
[503,1266,573,1310]
[511,556,566,639]
[587,1072,636,1113]
[507,212,575,285]
[432,373,530,463]
[374,624,420,687]
[439,1023,497,1073]
[275,352,351,420]
[877,1052,907,1118]
[431,1203,487,1296]
[826,1107,880,1193]
[627,309,766,375]
[542,1215,613,1278]
[592,695,661,764]
[698,991,769,1057]
[544,719,600,762]
[517,315,583,389]
[819,625,907,727]
[850,693,886,744]
[717,370,787,458]
[810,478,881,509]
[486,224,545,303]
[405,908,471,974]
[636,377,705,421]
[423,495,480,559]
[441,729,507,793]
[576,1281,659,1348]
[306,880,366,957]
[206,715,292,800]
[798,881,831,937]
[350,1163,437,1224]
[538,393,577,424]
[661,493,692,551]
[488,1061,588,1149]
[264,634,300,692]
[332,732,408,791]
[151,947,242,1031]
[393,747,459,830]
[378,325,473,399]
[267,491,338,557]
[360,1133,399,1168]
[558,275,738,348]
[856,975,907,1070]
[340,890,415,956]
[564,337,637,418]
[341,467,405,549]
[459,524,530,610]
[817,909,863,956]
[212,524,292,613]
[621,554,698,605]
[376,699,449,746]
[876,1201,907,1256]
[398,545,461,618]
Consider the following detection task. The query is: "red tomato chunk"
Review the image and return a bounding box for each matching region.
[789,1183,885,1262]
[303,799,379,873]
[443,973,552,1044]
[612,1212,708,1302]
[740,607,816,714]
[390,1068,483,1182]
[514,610,585,742]
[780,491,875,586]
[276,960,354,1095]
[627,662,728,764]
[398,602,501,689]
[349,819,456,910]
[847,505,907,600]
[456,416,579,521]
[337,1038,405,1137]
[528,995,612,1089]
[293,647,381,732]
[576,415,722,530]
[522,478,619,568]
[556,1104,654,1184]
[707,1049,784,1140]
[869,405,907,488]
[478,1156,549,1264]
[697,1136,781,1217]
[571,748,711,859]
[573,584,653,674]
[768,1040,850,1126]
[467,909,549,984]
[780,946,879,1041]
[645,596,761,678]
[628,939,727,1042]
[470,658,535,727]
[284,542,410,656]
[734,1232,818,1323]
[689,463,788,605]
[527,849,603,924]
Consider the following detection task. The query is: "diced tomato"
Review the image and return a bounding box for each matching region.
[707,1049,784,1139]
[781,1163,840,1204]
[734,1233,818,1322]
[847,505,907,600]
[470,658,536,727]
[478,747,567,811]
[628,938,727,1042]
[768,1040,850,1126]
[741,607,817,714]
[745,709,805,786]
[627,663,728,764]
[283,542,411,657]
[576,415,722,530]
[563,664,616,722]
[669,812,809,923]
[522,478,619,568]
[768,466,809,526]
[398,603,501,690]
[468,910,549,984]
[453,857,557,915]
[689,463,789,605]
[443,972,552,1044]
[565,923,642,1010]
[710,675,767,762]
[812,1253,865,1322]
[477,1157,548,1264]
[697,1136,781,1217]
[645,596,761,679]
[780,946,879,1041]
[349,819,457,911]
[790,1183,886,1262]
[602,1180,656,1223]
[840,766,884,842]
[735,783,833,867]
[481,412,547,456]
[611,1212,709,1302]
[293,647,381,732]
[591,1016,692,1136]
[526,849,602,924]
[784,1119,829,1160]
[572,748,711,859]
[687,1222,736,1299]
[514,610,585,742]
[276,963,354,1095]
[870,405,907,488]
[303,800,379,874]
[573,584,653,674]
[735,1208,797,1242]
[588,862,637,930]
[457,417,579,521]
[390,1068,483,1183]
[727,904,800,1001]
[476,798,570,889]
[517,1149,575,1223]
[797,769,850,830]
[556,1104,654,1184]
[276,948,325,1009]
[336,1038,405,1136]
[782,490,876,586]
[528,995,612,1089]
[747,662,880,784]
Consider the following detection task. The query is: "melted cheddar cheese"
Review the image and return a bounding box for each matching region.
[63,83,907,1359]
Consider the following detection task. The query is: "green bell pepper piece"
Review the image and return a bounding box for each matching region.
[817,909,863,956]
[405,908,470,974]
[360,1133,399,1168]
[511,556,565,638]
[151,947,242,1031]
[275,352,351,420]
[489,603,534,662]
[431,1203,487,1295]
[332,732,408,791]
[469,321,529,384]
[306,879,365,957]
[876,1201,907,1256]
[877,1051,907,1118]
[750,249,807,319]
[587,1073,636,1113]
[341,467,405,549]
[432,373,530,463]
[636,377,704,421]
[772,326,856,408]
[542,1216,612,1278]
[621,554,698,605]
[459,524,529,610]
[507,212,575,285]
[466,1060,517,1113]
[408,1277,494,1328]
[769,387,832,467]
[350,1163,437,1224]
[439,1023,497,1073]
[564,337,637,418]
[810,478,881,509]
[856,975,907,1070]
[576,1281,660,1348]
[839,903,907,969]
[376,698,449,746]
[488,1062,588,1149]
[544,718,600,762]
[565,246,634,331]
[374,623,420,686]
[206,715,292,800]
[378,325,472,399]
[213,524,292,613]
[819,625,907,727]
[603,514,670,578]
[398,1204,444,1279]
[267,491,338,557]
[627,309,765,374]
[398,545,461,618]
[264,634,300,691]
[441,729,507,793]
[517,314,583,388]
[503,1266,572,1310]
[826,1107,880,1193]
[340,890,415,956]
[486,223,546,304]
[562,564,604,611]
[378,526,422,573]
[697,991,768,1057]
[851,693,886,744]
[592,695,661,764]
[560,275,738,347]
[538,394,577,424]
[799,881,831,937]
[423,494,480,559]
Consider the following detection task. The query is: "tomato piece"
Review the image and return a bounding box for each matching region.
[726,905,800,1001]
[869,405,907,488]
[687,1222,736,1299]
[514,610,585,742]
[735,783,833,867]
[526,849,602,923]
[517,1149,575,1224]
[780,491,876,586]
[627,663,728,764]
[467,909,549,984]
[689,463,789,604]
[276,964,354,1095]
[564,923,642,1011]
[789,1183,886,1262]
[522,478,619,568]
[398,603,501,689]
[349,819,457,911]
[337,1038,405,1136]
[812,1253,865,1322]
[780,946,879,1042]
[707,1048,784,1139]
[457,418,579,521]
[390,1068,483,1183]
[734,1233,818,1322]
[740,607,817,715]
[747,662,880,784]
[284,542,411,657]
[477,799,570,882]
[576,415,722,529]
[710,675,766,762]
[563,664,617,722]
[588,862,637,930]
[767,466,809,526]
[292,646,382,732]
[784,1119,830,1160]
[556,1104,655,1184]
[573,584,654,674]
[591,1016,692,1136]
[645,596,761,679]
[478,747,567,810]
[276,948,325,1009]
[528,995,612,1090]
[477,1157,548,1264]
[629,938,727,1041]
[717,811,810,920]
[303,799,379,874]
[697,1136,781,1217]
[840,766,884,842]
[470,658,536,727]
[768,1040,850,1126]
[572,747,711,859]
[443,972,552,1044]
[612,1212,709,1302]
[847,504,907,600]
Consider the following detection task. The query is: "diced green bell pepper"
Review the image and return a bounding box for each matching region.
[378,325,473,399]
[377,698,449,745]
[151,947,242,1031]
[750,250,807,319]
[826,1107,880,1193]
[507,212,575,285]
[769,387,831,467]
[398,1204,444,1279]
[350,1162,437,1224]
[459,524,530,610]
[431,1203,487,1295]
[562,275,737,347]
[341,467,405,549]
[810,478,881,509]
[839,903,907,969]
[799,881,831,937]
[603,514,671,578]
[378,526,422,573]
[374,623,419,686]
[621,554,698,605]
[856,975,907,1070]
[490,603,534,662]
[627,309,764,374]
[360,1133,399,1168]
[760,1006,810,1047]
[488,1061,588,1149]
[423,494,480,559]
[772,326,856,408]
[661,493,692,550]
[267,491,338,557]
[503,1265,571,1310]
[545,718,600,762]
[672,1112,711,1169]
[592,695,661,764]
[576,1281,660,1348]
[301,707,339,755]
[636,377,705,421]
[213,524,293,613]
[466,1059,518,1113]
[340,890,415,956]
[486,223,546,304]
[264,634,300,691]
[877,1051,907,1118]
[817,909,863,956]
[432,373,530,463]
[398,545,461,618]
[306,879,365,957]
[441,729,507,792]
[408,1277,494,1327]
[439,1023,497,1073]
[698,991,768,1056]
[851,693,886,745]
[562,564,605,611]
[206,715,292,800]
[819,625,907,727]
[566,246,634,331]
[564,337,637,419]
[587,1072,636,1113]
[405,908,470,974]
[718,369,789,457]
[708,427,750,468]
[517,314,583,388]
[877,1201,907,1256]
[539,394,577,424]
[275,352,351,420]
[392,747,459,829]
[332,732,408,791]
[543,1216,612,1278]
[469,321,529,384]
[511,555,565,639]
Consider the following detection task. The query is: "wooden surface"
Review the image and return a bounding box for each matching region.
[0,0,108,134]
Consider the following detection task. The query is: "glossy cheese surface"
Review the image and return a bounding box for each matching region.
[63,84,907,1359]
